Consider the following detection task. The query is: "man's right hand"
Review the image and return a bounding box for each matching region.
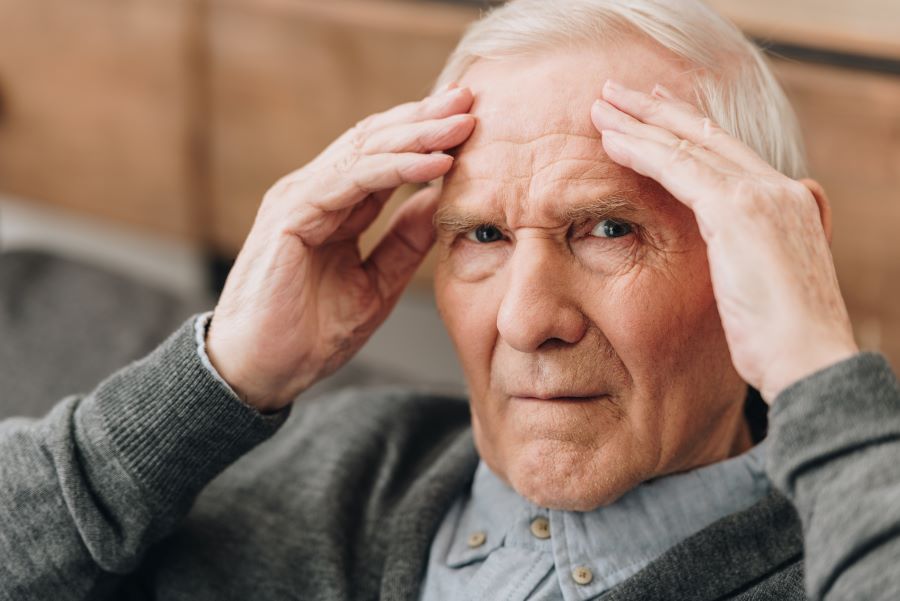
[206,86,475,413]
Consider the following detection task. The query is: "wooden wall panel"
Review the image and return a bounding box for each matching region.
[772,60,900,365]
[0,0,200,242]
[206,0,478,270]
[706,0,900,60]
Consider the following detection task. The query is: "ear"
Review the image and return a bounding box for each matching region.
[800,178,833,245]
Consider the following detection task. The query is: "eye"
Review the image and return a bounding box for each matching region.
[466,224,505,244]
[589,219,633,239]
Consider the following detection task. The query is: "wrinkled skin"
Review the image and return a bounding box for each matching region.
[434,42,753,510]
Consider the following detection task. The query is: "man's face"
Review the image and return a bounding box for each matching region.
[433,38,750,511]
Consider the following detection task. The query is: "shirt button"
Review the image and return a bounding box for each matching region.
[530,517,551,539]
[572,566,594,585]
[467,531,487,548]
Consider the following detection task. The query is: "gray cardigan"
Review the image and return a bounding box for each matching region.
[1,316,899,600]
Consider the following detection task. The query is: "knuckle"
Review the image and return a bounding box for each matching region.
[392,163,407,183]
[397,99,423,118]
[355,114,376,131]
[786,179,811,200]
[699,117,725,143]
[265,169,306,201]
[349,126,367,152]
[335,150,361,175]
[350,173,374,197]
[667,139,695,167]
[413,100,433,121]
[638,94,662,116]
[410,128,434,153]
[787,181,821,218]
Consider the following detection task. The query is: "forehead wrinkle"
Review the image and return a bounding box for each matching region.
[441,155,639,233]
[466,131,600,147]
[449,145,616,185]
[435,187,645,234]
[526,157,613,194]
[451,130,602,175]
[442,101,640,230]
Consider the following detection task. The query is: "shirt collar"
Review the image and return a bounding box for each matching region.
[446,439,771,590]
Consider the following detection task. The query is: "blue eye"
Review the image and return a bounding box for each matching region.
[590,219,633,238]
[466,225,504,243]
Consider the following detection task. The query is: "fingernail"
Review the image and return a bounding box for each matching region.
[601,129,624,151]
[604,79,622,94]
[652,83,674,99]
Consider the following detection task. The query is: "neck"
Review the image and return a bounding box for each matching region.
[728,411,754,457]
[672,391,756,476]
[717,383,756,459]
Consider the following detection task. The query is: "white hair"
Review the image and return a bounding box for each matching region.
[435,0,807,178]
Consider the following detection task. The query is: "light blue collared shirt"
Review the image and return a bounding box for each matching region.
[420,441,770,600]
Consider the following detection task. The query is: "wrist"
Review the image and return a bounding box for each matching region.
[761,342,860,403]
[205,343,293,414]
[204,317,302,414]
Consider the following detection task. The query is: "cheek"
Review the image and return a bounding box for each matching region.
[571,235,642,275]
[593,249,725,392]
[441,239,510,282]
[434,262,502,393]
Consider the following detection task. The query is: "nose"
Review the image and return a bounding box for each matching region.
[496,240,588,353]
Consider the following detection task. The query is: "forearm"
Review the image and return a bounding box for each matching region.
[767,352,900,601]
[0,317,286,601]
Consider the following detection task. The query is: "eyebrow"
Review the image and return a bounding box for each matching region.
[434,194,642,234]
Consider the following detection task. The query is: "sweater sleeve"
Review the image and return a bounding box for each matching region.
[0,316,287,601]
[766,352,900,601]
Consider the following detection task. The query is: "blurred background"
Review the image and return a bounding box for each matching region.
[1,0,898,417]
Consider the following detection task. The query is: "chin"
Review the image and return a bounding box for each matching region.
[487,437,645,512]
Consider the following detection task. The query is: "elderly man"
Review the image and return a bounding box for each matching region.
[2,0,899,599]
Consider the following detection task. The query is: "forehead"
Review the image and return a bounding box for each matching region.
[442,36,693,221]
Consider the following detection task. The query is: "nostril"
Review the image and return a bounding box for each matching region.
[538,337,570,351]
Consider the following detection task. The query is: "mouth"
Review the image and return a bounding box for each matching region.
[509,393,610,402]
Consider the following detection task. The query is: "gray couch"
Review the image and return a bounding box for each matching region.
[0,250,432,420]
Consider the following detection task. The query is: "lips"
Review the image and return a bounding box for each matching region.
[509,392,609,401]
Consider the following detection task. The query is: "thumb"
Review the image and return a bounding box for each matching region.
[364,186,440,303]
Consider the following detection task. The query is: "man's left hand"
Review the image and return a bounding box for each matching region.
[590,79,859,403]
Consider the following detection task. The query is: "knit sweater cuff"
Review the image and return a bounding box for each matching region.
[766,352,900,499]
[87,315,289,510]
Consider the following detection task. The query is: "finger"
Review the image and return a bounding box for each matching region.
[594,95,740,181]
[330,189,393,242]
[591,98,680,147]
[361,114,476,155]
[310,152,453,213]
[600,128,726,215]
[352,86,474,135]
[364,186,441,302]
[601,80,771,172]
